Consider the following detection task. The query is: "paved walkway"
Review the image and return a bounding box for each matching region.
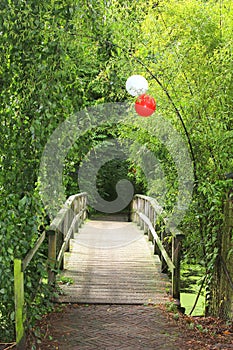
[28,304,202,350]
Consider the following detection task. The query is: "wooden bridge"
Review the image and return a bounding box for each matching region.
[47,193,184,305]
[14,192,184,348]
[56,219,170,304]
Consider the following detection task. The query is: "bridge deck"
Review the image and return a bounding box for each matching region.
[56,219,170,304]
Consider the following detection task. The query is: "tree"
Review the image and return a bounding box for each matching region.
[1,0,233,340]
[128,0,233,317]
[0,0,110,339]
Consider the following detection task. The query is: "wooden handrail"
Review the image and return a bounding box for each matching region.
[135,194,164,215]
[56,209,86,269]
[134,194,184,237]
[48,192,87,284]
[22,231,46,272]
[131,194,184,303]
[49,193,86,230]
[138,212,175,271]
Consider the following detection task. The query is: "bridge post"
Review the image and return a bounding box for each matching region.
[144,200,149,234]
[135,197,140,225]
[130,198,134,222]
[76,196,81,228]
[154,218,163,260]
[139,198,145,230]
[161,228,168,273]
[148,205,154,242]
[172,234,184,302]
[63,210,69,239]
[14,259,26,350]
[48,230,57,284]
[82,195,86,221]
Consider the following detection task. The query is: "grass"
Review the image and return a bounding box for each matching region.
[57,276,74,285]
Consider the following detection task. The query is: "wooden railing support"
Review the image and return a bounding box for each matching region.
[172,234,184,302]
[160,229,168,273]
[48,230,57,284]
[14,259,25,350]
[14,232,46,349]
[131,194,185,305]
[148,205,154,242]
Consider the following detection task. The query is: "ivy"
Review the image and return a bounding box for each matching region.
[0,0,233,340]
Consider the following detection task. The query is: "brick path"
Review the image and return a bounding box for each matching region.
[28,304,212,350]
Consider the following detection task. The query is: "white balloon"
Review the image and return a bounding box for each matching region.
[126,75,149,96]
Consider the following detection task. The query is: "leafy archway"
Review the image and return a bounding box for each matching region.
[1,0,233,340]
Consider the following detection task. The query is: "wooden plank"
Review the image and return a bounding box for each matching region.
[22,231,46,272]
[48,230,57,284]
[14,259,25,348]
[56,220,170,304]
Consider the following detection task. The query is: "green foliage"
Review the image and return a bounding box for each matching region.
[0,189,48,340]
[57,276,74,285]
[136,0,232,316]
[165,301,178,313]
[0,0,232,339]
[0,0,95,340]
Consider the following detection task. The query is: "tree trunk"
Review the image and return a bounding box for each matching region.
[207,190,233,319]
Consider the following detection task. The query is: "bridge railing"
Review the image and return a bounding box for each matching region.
[131,194,184,303]
[47,192,87,284]
[13,192,87,349]
[14,231,46,349]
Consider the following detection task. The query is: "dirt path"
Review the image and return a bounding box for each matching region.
[26,304,233,350]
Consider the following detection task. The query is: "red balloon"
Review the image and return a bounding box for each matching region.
[135,94,156,117]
